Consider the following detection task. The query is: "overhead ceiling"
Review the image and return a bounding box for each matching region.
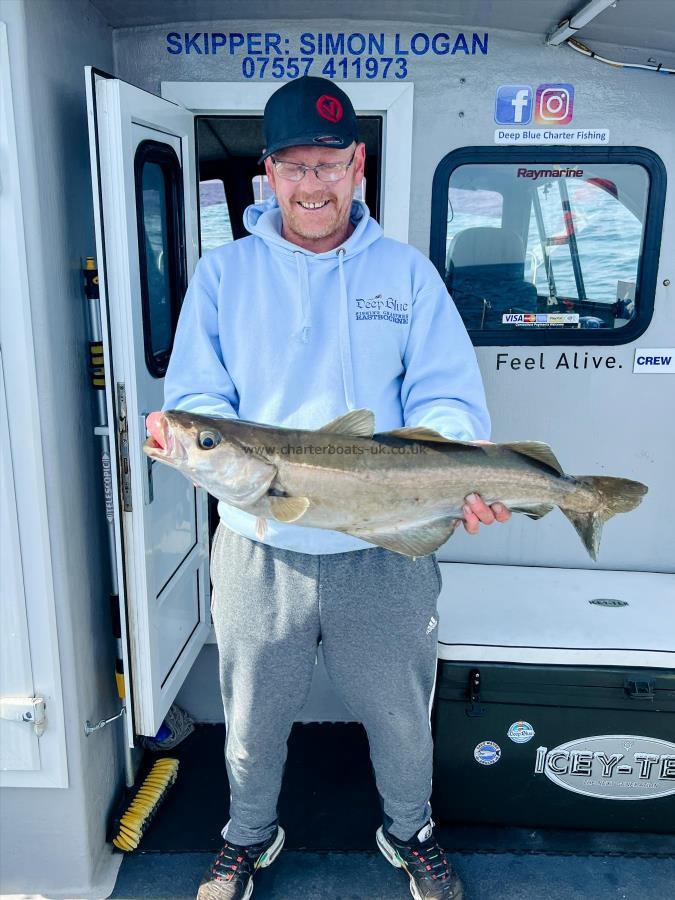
[88,0,675,55]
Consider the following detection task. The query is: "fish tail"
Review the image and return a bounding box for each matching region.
[561,476,648,561]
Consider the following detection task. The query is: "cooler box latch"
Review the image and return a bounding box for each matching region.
[624,678,655,701]
[465,668,487,717]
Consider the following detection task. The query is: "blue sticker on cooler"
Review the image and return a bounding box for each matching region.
[508,721,535,744]
[474,741,502,765]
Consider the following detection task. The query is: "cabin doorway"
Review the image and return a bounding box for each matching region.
[192,111,383,537]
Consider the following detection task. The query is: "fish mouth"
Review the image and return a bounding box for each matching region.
[143,437,187,465]
[143,435,163,455]
[142,419,187,463]
[143,435,170,460]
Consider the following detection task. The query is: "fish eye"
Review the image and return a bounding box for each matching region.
[198,429,221,450]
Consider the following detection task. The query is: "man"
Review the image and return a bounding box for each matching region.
[161,76,510,900]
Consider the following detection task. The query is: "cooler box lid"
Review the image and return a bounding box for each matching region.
[436,564,674,668]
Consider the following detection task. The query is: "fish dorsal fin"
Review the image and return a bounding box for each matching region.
[502,441,564,474]
[317,409,374,438]
[341,517,458,557]
[381,426,475,446]
[269,496,310,523]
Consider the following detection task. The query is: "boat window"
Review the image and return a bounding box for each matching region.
[430,148,665,345]
[200,179,233,250]
[135,141,186,377]
[252,174,274,204]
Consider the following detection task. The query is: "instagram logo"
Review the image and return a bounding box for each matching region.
[535,84,574,125]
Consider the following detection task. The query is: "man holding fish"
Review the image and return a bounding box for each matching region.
[152,75,511,900]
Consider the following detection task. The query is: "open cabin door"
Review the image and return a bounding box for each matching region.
[86,70,209,744]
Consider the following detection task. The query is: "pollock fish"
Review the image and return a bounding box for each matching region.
[144,409,647,560]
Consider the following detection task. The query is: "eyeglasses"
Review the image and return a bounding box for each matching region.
[270,150,356,183]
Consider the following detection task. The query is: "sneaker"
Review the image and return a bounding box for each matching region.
[376,820,464,900]
[196,826,285,900]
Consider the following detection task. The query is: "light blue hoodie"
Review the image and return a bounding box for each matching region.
[163,197,490,553]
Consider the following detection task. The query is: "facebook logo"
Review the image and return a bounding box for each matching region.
[495,85,533,125]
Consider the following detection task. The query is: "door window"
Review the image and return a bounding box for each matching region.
[135,141,186,377]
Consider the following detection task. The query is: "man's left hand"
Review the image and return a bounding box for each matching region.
[457,439,512,535]
[460,493,511,534]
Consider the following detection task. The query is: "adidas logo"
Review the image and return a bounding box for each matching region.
[426,615,438,635]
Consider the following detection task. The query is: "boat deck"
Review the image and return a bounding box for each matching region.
[110,848,675,899]
[105,723,674,899]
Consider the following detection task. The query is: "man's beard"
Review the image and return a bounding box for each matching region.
[282,196,348,241]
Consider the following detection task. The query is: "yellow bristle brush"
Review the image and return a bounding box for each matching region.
[110,757,179,851]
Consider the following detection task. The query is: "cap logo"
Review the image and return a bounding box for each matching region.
[316,95,343,123]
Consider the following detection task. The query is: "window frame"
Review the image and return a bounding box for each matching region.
[430,146,666,346]
[134,140,187,378]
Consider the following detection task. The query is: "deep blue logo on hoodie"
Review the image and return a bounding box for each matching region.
[354,294,409,324]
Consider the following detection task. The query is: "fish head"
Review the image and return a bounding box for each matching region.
[143,410,276,505]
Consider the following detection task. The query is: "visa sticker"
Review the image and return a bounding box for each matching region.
[474,741,502,765]
[508,721,535,744]
[502,313,579,326]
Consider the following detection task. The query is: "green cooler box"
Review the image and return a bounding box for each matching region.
[431,564,675,832]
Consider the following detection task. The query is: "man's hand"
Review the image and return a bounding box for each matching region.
[457,439,511,535]
[459,493,511,535]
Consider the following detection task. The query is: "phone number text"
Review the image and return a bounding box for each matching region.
[241,56,409,80]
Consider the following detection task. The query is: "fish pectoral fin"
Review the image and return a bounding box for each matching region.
[379,426,475,446]
[317,409,375,438]
[343,517,458,557]
[508,503,555,520]
[269,496,310,523]
[501,441,564,474]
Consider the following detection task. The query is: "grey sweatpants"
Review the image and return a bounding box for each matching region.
[210,523,443,846]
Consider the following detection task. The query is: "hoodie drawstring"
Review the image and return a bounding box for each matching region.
[337,247,356,410]
[291,245,355,410]
[293,251,311,343]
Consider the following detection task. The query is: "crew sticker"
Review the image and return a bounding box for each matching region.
[633,349,675,374]
[474,741,502,765]
[508,721,535,744]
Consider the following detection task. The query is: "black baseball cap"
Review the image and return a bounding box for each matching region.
[259,76,358,164]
